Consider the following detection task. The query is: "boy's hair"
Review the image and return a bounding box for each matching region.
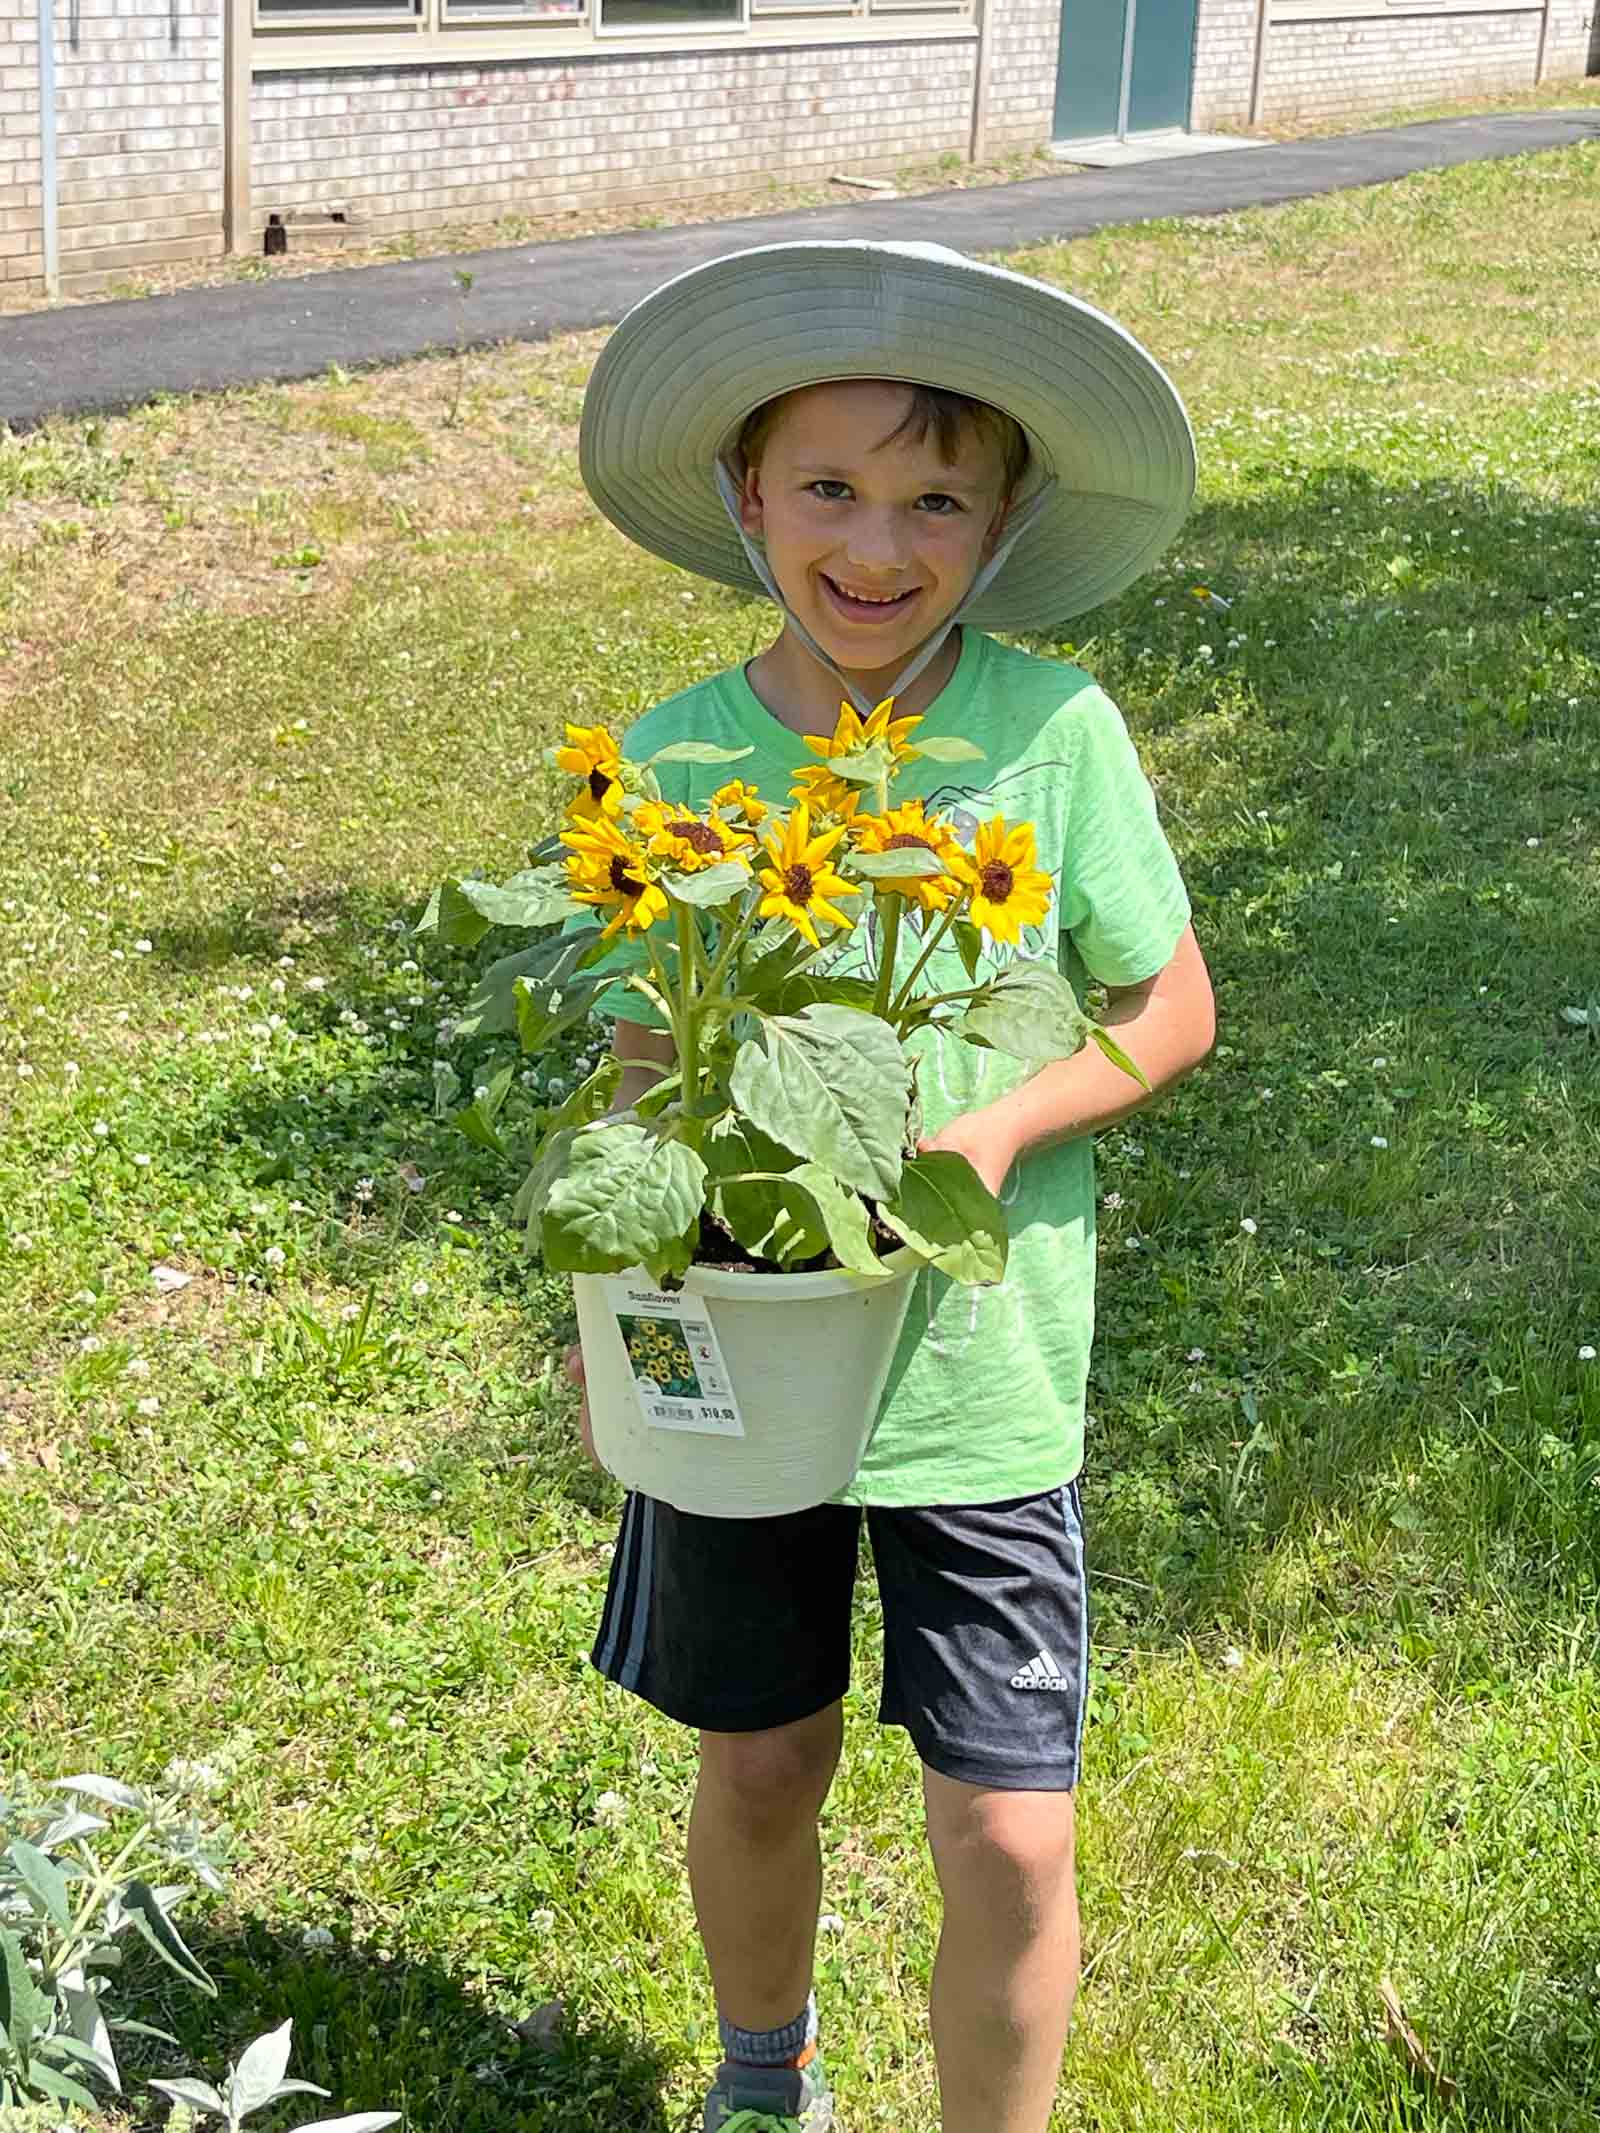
[738,382,1030,498]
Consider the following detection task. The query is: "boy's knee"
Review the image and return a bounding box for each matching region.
[925,1775,1077,1909]
[698,1702,843,1828]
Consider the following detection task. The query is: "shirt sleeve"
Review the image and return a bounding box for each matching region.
[1055,687,1191,988]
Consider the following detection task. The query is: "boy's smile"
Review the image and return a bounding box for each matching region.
[738,380,1013,721]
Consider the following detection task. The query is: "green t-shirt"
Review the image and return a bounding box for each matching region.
[593,627,1191,1507]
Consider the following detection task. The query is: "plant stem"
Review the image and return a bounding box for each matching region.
[872,892,904,1022]
[888,893,969,1021]
[673,902,702,1111]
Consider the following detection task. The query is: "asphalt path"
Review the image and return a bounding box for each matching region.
[0,108,1594,430]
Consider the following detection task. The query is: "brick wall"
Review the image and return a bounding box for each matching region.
[1189,0,1260,126]
[251,38,978,239]
[985,0,1064,149]
[0,13,45,293]
[53,0,225,294]
[1191,0,1595,130]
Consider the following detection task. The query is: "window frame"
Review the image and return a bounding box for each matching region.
[254,0,974,55]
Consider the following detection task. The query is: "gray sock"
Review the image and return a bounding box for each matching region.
[718,1990,818,2067]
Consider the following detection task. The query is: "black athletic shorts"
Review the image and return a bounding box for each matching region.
[590,1482,1089,1792]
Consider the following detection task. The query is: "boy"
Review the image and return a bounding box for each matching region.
[570,241,1216,2133]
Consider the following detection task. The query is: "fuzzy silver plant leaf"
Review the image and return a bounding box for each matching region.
[295,2115,403,2132]
[55,1776,147,1813]
[39,1810,108,1848]
[149,2076,226,2115]
[228,2020,296,2119]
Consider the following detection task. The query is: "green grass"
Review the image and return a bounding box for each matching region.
[2,140,1600,2132]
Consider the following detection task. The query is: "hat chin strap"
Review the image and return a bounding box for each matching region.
[713,462,1055,719]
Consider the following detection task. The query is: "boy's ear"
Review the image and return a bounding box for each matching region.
[738,462,766,541]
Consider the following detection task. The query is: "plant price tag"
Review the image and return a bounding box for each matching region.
[601,1278,746,1438]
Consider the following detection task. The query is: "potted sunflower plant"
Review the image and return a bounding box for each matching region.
[420,698,1144,1517]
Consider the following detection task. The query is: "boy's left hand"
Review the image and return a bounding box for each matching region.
[919,1112,1019,1199]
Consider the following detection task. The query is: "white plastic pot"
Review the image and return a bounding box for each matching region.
[573,1249,920,1518]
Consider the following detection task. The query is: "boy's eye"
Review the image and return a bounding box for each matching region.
[917,493,964,516]
[807,479,853,502]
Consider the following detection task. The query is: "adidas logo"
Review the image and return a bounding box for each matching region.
[1009,1648,1072,1693]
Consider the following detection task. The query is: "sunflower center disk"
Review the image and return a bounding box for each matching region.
[883,833,933,853]
[609,858,644,895]
[783,862,816,904]
[980,861,1015,901]
[589,768,613,802]
[673,819,726,855]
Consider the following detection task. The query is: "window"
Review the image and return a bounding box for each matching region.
[598,0,742,27]
[442,0,582,18]
[256,0,419,15]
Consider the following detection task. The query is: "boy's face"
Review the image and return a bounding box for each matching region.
[738,381,1013,682]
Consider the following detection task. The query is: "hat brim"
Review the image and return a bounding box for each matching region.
[578,241,1195,634]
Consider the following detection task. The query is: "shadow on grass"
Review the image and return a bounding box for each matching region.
[114,1912,682,2133]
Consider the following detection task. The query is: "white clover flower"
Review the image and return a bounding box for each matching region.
[302,1924,336,1949]
[818,1912,846,1935]
[135,938,154,954]
[393,1457,417,1475]
[1101,1191,1123,1210]
[305,975,327,991]
[79,1335,103,1354]
[1221,1647,1244,1672]
[1372,1056,1389,1069]
[124,1358,152,1379]
[1526,837,1540,849]
[354,1177,375,1202]
[289,1438,309,1456]
[93,1120,110,1137]
[132,1152,151,1169]
[594,1791,628,1827]
[1240,1217,1258,1235]
[1370,1135,1389,1149]
[136,1396,161,1417]
[10,1232,32,1251]
[412,1279,430,1298]
[263,1245,286,1268]
[529,1908,557,1933]
[341,1303,361,1322]
[15,1063,33,1080]
[1580,1345,1596,1362]
[163,1756,225,1797]
[1187,1347,1207,1363]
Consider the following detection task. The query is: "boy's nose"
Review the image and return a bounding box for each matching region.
[843,509,909,573]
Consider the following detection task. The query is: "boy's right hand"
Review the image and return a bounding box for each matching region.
[564,1343,602,1472]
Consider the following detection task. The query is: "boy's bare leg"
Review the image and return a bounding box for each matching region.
[688,1701,845,2032]
[922,1769,1080,2133]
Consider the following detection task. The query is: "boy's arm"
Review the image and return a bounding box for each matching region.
[921,924,1216,1196]
[613,1016,677,1110]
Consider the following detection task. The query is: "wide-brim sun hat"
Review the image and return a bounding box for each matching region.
[578,239,1196,635]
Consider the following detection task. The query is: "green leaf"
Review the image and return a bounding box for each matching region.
[879,1151,1008,1285]
[426,870,583,946]
[953,920,984,983]
[450,1062,516,1157]
[730,1006,910,1200]
[958,962,1090,1068]
[846,847,949,880]
[0,1925,48,2060]
[1088,1021,1151,1091]
[827,741,897,789]
[514,1127,576,1242]
[908,734,986,763]
[542,1123,707,1284]
[297,2115,403,2132]
[659,861,752,906]
[786,1165,885,1277]
[748,970,878,1019]
[454,932,598,1041]
[513,969,609,1056]
[645,740,755,766]
[24,2060,100,2111]
[118,1882,217,1997]
[7,1837,72,1933]
[702,1118,821,1268]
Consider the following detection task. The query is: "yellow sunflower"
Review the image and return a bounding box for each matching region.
[789,764,864,824]
[711,779,769,828]
[757,804,861,949]
[562,815,669,941]
[556,722,624,822]
[803,696,923,768]
[850,801,965,913]
[948,816,1054,945]
[633,800,754,873]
